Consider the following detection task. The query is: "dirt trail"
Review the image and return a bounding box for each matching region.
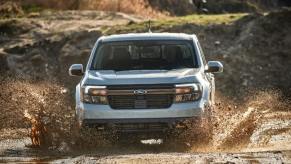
[2,151,289,163]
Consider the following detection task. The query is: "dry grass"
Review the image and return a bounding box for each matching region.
[102,13,247,34]
[79,0,164,18]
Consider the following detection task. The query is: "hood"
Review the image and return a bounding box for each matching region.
[83,68,201,86]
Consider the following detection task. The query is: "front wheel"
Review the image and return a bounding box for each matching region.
[200,105,214,142]
[163,106,214,149]
[73,116,109,148]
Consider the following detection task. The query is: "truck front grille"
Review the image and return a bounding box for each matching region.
[107,85,174,109]
[108,94,173,109]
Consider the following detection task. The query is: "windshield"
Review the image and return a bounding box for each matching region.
[91,40,198,71]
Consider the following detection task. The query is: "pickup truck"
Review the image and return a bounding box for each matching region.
[69,33,223,140]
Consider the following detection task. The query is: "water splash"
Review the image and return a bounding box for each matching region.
[1,77,290,152]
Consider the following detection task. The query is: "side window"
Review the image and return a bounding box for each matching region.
[197,41,207,65]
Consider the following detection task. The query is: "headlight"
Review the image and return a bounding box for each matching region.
[174,83,202,103]
[80,86,108,104]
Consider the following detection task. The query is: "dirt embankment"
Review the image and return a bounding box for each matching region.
[151,9,291,97]
[1,0,291,18]
[0,11,142,87]
[198,9,291,97]
[1,9,291,97]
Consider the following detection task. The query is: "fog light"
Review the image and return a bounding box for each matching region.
[175,95,183,102]
[92,96,108,104]
[83,94,92,103]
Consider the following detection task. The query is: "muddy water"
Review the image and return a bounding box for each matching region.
[0,80,291,163]
[0,137,290,163]
[62,152,291,163]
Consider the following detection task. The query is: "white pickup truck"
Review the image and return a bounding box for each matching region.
[69,33,223,140]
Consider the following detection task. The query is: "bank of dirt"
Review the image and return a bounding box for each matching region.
[2,0,291,18]
[0,9,291,163]
[1,10,291,97]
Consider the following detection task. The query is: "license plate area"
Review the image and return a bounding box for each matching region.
[134,96,147,109]
[134,100,147,109]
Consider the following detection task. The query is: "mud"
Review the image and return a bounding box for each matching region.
[1,79,291,163]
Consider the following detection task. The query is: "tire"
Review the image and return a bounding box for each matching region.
[163,106,214,149]
[200,105,214,143]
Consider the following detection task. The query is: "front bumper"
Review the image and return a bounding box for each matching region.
[76,101,204,132]
[77,100,204,119]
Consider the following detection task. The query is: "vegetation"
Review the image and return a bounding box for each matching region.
[103,13,247,34]
[22,4,43,13]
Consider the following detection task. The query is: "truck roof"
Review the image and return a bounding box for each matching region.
[100,33,197,42]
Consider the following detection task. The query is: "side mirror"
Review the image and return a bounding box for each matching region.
[205,61,223,73]
[69,64,84,76]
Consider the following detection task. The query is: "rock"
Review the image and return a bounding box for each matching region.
[28,12,40,18]
[30,54,44,66]
[215,41,221,46]
[60,88,68,94]
[242,79,248,86]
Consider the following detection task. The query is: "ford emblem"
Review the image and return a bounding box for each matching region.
[133,89,148,95]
